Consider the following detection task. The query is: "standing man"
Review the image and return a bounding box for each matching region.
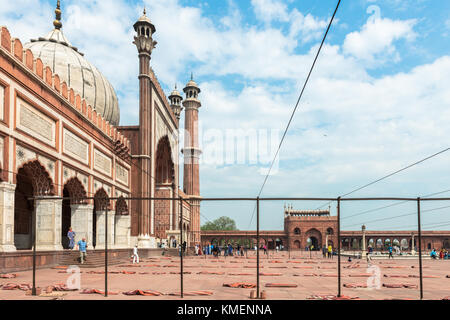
[182,241,187,256]
[328,244,333,259]
[388,245,394,259]
[132,245,140,264]
[67,227,76,250]
[76,237,87,264]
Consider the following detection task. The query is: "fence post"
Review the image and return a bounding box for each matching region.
[337,197,341,298]
[32,203,37,296]
[256,196,260,299]
[179,196,184,299]
[417,197,423,300]
[105,202,108,298]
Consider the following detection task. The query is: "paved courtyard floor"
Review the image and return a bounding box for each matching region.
[1,251,449,300]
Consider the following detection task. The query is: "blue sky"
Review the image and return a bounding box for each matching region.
[2,0,450,231]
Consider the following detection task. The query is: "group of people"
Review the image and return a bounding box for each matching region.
[201,243,283,257]
[322,245,334,259]
[430,248,449,259]
[66,227,88,264]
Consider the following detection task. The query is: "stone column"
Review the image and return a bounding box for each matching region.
[35,197,63,251]
[0,182,16,252]
[325,234,328,248]
[411,235,416,255]
[115,214,131,249]
[361,226,366,257]
[70,204,94,248]
[95,210,115,249]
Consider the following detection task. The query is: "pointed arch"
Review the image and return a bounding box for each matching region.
[94,188,109,210]
[116,196,129,215]
[14,159,54,249]
[155,135,174,184]
[18,160,54,196]
[64,177,87,204]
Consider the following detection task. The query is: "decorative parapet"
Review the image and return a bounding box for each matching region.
[148,67,178,126]
[0,26,130,160]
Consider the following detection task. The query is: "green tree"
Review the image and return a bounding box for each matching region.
[201,216,238,231]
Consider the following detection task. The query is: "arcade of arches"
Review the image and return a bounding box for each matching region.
[8,160,131,251]
[201,208,450,251]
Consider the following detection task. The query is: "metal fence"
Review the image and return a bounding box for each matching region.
[25,195,450,299]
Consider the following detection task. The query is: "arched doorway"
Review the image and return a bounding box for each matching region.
[93,188,109,249]
[443,239,450,249]
[400,238,409,250]
[61,178,87,249]
[155,136,174,241]
[14,160,54,250]
[293,240,301,249]
[305,228,322,250]
[275,238,283,248]
[306,237,319,250]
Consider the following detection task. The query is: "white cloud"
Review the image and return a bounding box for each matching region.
[251,0,290,24]
[343,17,417,65]
[2,0,449,230]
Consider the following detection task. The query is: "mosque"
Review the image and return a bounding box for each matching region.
[0,1,200,266]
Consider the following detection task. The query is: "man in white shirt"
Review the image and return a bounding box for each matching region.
[132,245,139,264]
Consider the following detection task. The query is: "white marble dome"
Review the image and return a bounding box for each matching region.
[24,28,120,126]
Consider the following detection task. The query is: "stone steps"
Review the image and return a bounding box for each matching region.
[59,250,128,268]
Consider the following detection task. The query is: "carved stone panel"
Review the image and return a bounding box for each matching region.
[16,97,56,147]
[0,136,3,169]
[63,128,89,164]
[0,85,4,121]
[93,148,112,177]
[115,162,129,186]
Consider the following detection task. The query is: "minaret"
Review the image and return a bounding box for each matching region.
[133,9,157,248]
[169,84,183,120]
[182,75,202,245]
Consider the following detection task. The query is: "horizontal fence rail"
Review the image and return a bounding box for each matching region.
[23,195,450,299]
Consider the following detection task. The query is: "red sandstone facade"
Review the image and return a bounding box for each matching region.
[0,5,202,256]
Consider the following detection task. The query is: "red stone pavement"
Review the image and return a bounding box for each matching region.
[1,251,449,300]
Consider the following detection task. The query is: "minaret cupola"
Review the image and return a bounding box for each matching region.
[169,84,183,119]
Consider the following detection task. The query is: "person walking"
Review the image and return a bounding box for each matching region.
[388,245,394,259]
[328,244,333,259]
[76,238,87,264]
[67,227,76,250]
[182,241,187,256]
[132,245,139,264]
[322,245,327,258]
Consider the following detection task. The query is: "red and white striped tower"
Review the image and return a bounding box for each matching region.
[182,75,202,246]
[133,9,157,248]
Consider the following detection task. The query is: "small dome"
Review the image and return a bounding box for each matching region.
[133,8,156,34]
[183,75,200,93]
[24,29,120,126]
[169,86,182,99]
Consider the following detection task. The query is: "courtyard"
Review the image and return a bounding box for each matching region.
[1,251,448,300]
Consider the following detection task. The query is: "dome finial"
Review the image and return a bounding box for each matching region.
[191,72,194,81]
[53,0,62,30]
[143,7,146,15]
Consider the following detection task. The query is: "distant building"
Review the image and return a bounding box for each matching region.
[201,206,450,251]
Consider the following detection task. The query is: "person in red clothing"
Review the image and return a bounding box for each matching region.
[440,249,445,260]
